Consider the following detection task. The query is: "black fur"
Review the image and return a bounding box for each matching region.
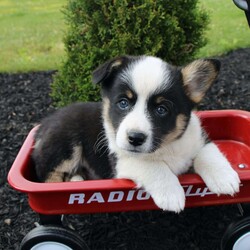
[33,56,220,182]
[99,59,195,152]
[33,102,113,182]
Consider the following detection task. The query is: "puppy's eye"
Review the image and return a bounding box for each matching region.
[156,105,168,116]
[117,98,129,110]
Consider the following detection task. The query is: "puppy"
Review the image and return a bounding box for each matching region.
[33,55,240,212]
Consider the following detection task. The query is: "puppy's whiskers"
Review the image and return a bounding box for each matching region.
[94,131,108,154]
[152,136,175,156]
[94,130,116,156]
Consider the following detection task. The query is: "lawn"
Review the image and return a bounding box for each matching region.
[197,0,250,58]
[0,0,66,72]
[0,0,249,73]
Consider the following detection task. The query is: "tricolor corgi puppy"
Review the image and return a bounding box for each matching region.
[33,56,240,212]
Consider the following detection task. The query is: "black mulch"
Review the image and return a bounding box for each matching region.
[0,48,250,250]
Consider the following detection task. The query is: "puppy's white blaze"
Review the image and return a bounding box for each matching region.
[123,56,171,98]
[116,97,153,152]
[116,57,172,154]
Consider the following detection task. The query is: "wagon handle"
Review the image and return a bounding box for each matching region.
[233,0,249,10]
[233,0,250,26]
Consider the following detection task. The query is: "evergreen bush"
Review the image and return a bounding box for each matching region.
[52,0,209,106]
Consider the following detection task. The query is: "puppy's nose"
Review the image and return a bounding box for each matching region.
[127,131,147,146]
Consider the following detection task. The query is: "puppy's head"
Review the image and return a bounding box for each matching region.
[93,56,220,154]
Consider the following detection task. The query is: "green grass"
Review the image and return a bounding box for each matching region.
[197,0,250,58]
[0,0,249,72]
[0,0,66,72]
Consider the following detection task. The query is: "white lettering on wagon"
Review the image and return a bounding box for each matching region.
[68,190,150,205]
[182,185,214,197]
[87,192,105,203]
[108,191,124,202]
[68,185,218,205]
[68,184,244,205]
[68,193,85,204]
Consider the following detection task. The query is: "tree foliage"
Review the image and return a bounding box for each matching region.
[52,0,209,106]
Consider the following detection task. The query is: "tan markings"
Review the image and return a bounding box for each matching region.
[164,114,187,143]
[102,97,117,154]
[102,97,111,126]
[181,59,218,103]
[45,146,83,183]
[111,59,123,69]
[155,96,166,104]
[102,97,117,135]
[45,171,64,183]
[126,90,134,99]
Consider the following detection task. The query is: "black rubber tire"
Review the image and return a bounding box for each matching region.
[221,216,250,250]
[20,225,88,250]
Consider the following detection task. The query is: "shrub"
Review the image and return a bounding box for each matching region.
[51,0,209,106]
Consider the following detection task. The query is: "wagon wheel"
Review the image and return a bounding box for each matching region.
[221,216,250,250]
[20,225,88,250]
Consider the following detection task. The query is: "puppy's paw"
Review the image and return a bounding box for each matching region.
[70,175,85,182]
[150,184,185,213]
[203,167,240,196]
[194,142,241,196]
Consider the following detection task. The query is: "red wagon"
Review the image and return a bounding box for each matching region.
[8,110,250,250]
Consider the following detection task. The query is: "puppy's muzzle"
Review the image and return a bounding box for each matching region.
[127,131,147,147]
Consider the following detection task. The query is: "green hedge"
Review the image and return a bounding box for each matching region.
[51,0,209,106]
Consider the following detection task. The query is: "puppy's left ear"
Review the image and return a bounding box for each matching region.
[92,56,128,85]
[181,59,220,103]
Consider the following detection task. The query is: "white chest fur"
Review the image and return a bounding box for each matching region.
[112,113,240,213]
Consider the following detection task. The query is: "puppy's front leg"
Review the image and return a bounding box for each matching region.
[116,158,185,213]
[194,142,240,195]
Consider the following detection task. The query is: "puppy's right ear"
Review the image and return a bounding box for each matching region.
[92,56,128,84]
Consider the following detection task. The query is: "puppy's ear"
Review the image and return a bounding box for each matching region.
[181,59,220,103]
[92,56,128,84]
